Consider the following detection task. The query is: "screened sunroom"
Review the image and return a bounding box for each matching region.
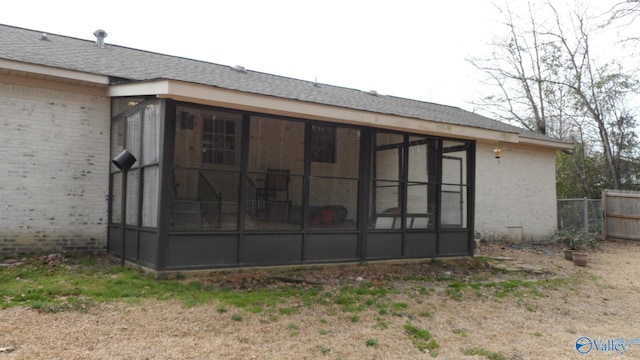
[108,97,475,272]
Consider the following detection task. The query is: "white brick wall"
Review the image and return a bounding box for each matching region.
[475,141,558,241]
[0,81,111,255]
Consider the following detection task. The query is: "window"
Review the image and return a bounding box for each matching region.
[202,116,236,165]
[311,124,336,163]
[173,108,243,231]
[110,99,161,228]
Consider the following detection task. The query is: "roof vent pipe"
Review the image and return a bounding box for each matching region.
[93,29,108,47]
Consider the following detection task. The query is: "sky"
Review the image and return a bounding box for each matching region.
[0,1,626,112]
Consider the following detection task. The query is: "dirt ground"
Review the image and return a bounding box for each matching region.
[1,241,640,359]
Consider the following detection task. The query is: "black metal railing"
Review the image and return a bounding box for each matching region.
[246,177,265,218]
[198,172,222,229]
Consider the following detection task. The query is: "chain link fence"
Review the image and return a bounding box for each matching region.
[557,198,602,236]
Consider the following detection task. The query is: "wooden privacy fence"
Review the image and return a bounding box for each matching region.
[603,190,640,241]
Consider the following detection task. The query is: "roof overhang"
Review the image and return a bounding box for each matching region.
[517,136,573,150]
[0,58,110,86]
[109,79,571,150]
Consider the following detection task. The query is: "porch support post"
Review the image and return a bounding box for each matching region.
[112,149,137,266]
[120,170,128,266]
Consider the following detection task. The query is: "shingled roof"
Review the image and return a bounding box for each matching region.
[0,24,562,144]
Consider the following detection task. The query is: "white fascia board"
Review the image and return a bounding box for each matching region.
[518,136,574,150]
[0,58,109,85]
[108,80,170,97]
[111,80,567,146]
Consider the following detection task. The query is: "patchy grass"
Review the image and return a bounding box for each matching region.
[0,255,327,312]
[461,347,506,360]
[404,322,439,356]
[1,241,630,359]
[333,283,394,312]
[444,277,568,301]
[0,243,622,360]
[287,323,300,337]
[375,316,389,330]
[365,338,379,347]
[453,328,468,337]
[3,253,567,310]
[0,251,576,338]
[318,345,331,355]
[391,302,409,316]
[0,252,579,327]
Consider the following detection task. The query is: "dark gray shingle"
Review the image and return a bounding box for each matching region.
[0,24,560,143]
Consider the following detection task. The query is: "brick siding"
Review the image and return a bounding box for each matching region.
[0,81,110,255]
[475,141,558,241]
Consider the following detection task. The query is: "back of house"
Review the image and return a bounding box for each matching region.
[0,24,571,272]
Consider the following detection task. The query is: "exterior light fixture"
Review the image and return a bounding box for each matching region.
[493,146,502,159]
[112,149,137,266]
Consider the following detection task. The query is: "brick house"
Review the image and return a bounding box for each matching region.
[0,24,571,272]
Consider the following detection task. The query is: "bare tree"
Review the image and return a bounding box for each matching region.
[607,0,640,29]
[469,0,639,191]
[468,2,577,138]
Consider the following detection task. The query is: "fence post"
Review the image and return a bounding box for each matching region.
[602,190,607,241]
[583,197,588,236]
